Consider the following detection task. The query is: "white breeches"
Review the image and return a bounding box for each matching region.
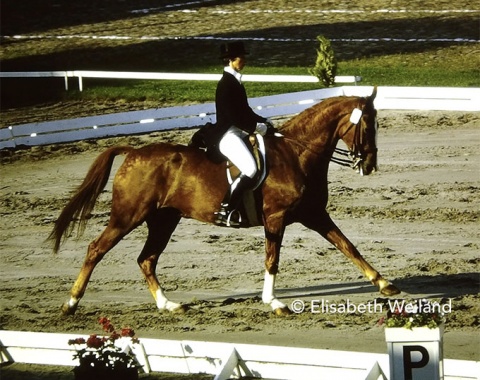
[219,127,257,178]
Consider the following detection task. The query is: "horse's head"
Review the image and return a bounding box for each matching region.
[339,87,378,175]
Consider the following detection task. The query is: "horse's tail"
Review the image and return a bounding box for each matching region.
[47,146,133,253]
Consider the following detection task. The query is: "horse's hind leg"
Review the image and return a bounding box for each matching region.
[137,208,184,312]
[305,214,400,296]
[62,224,130,315]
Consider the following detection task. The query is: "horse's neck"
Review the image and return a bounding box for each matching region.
[282,101,347,154]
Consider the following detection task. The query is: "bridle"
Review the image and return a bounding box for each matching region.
[331,106,378,174]
[278,104,377,173]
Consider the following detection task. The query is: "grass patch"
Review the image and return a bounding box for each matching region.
[2,57,477,108]
[70,62,478,105]
[339,63,480,88]
[75,77,321,104]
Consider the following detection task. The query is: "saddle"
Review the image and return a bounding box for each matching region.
[189,122,226,163]
[189,124,267,227]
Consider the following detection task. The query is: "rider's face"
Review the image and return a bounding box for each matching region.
[230,56,246,72]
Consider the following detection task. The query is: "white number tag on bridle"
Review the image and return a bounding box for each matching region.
[350,108,362,124]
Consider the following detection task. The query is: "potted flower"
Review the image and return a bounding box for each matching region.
[68,317,141,380]
[379,298,448,380]
[379,298,445,330]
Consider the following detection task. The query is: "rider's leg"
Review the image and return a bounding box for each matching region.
[219,173,255,211]
[216,127,257,226]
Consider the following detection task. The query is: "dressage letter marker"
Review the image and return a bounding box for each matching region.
[386,326,444,380]
[403,345,430,379]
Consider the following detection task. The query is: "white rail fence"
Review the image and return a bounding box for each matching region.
[1,85,479,150]
[1,330,478,380]
[0,70,362,91]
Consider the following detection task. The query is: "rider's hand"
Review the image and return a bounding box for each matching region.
[255,122,269,136]
[256,120,279,136]
[259,119,278,136]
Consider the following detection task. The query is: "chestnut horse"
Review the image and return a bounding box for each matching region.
[49,88,400,316]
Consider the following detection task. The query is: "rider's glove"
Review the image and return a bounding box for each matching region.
[257,119,278,136]
[255,122,269,136]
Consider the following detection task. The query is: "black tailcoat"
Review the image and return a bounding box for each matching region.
[214,71,266,139]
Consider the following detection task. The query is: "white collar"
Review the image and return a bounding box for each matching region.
[224,66,242,83]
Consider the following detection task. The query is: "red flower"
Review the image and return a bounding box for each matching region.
[98,317,109,325]
[99,317,115,333]
[121,328,135,338]
[86,334,104,349]
[110,332,121,341]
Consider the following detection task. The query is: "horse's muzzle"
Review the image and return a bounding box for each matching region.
[361,152,377,176]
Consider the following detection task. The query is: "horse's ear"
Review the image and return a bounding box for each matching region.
[365,86,377,110]
[368,86,378,103]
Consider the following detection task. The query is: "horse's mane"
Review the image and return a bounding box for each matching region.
[279,96,365,137]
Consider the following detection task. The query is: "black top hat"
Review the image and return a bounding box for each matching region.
[220,41,249,59]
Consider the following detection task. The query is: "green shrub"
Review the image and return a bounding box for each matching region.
[309,36,338,87]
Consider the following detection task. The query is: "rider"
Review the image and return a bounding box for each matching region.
[214,41,274,226]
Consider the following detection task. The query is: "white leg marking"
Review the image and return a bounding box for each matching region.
[68,297,79,308]
[262,270,275,304]
[262,271,287,310]
[155,289,181,312]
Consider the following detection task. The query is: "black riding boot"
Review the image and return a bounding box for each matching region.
[215,174,255,227]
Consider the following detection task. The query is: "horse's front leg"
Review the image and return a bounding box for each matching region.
[306,214,400,296]
[262,214,292,315]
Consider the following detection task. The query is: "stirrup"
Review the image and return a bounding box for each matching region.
[214,209,241,227]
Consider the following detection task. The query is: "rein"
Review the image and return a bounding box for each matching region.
[331,147,362,169]
[331,114,364,169]
[280,116,365,170]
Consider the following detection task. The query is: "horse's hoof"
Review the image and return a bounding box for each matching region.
[61,303,77,316]
[380,284,401,296]
[274,306,293,316]
[172,304,189,314]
